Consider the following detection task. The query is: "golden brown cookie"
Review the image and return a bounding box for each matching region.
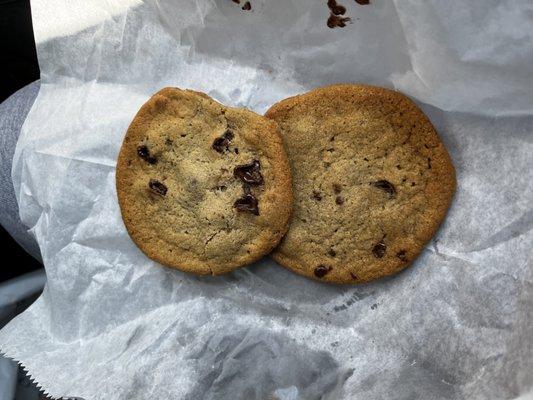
[265,84,455,284]
[116,87,293,275]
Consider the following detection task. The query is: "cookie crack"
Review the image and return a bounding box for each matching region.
[205,230,221,246]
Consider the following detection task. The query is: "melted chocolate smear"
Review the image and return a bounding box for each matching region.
[149,179,167,196]
[335,196,344,205]
[327,14,351,28]
[212,130,234,153]
[314,265,332,278]
[242,1,251,10]
[327,0,347,15]
[355,0,370,4]
[137,145,157,164]
[396,250,408,262]
[372,240,386,258]
[234,193,259,215]
[371,180,396,199]
[234,160,263,185]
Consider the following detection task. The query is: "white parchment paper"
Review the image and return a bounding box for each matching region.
[1,0,532,399]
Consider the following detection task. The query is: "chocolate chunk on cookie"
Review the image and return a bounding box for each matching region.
[137,145,157,164]
[372,239,386,258]
[234,160,263,185]
[212,130,234,153]
[234,192,260,215]
[148,179,168,196]
[117,87,293,275]
[265,84,455,284]
[371,180,396,198]
[314,265,333,278]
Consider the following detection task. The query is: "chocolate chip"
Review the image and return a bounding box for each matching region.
[328,249,336,257]
[335,196,344,205]
[234,193,259,215]
[165,138,173,145]
[234,160,263,185]
[427,157,432,169]
[212,130,234,153]
[234,148,239,154]
[212,139,227,153]
[350,272,358,280]
[242,1,251,10]
[314,265,332,278]
[355,0,369,4]
[137,145,149,158]
[148,179,167,196]
[372,240,386,258]
[137,145,157,164]
[232,0,240,3]
[312,191,322,201]
[333,184,342,194]
[371,180,396,199]
[327,14,351,28]
[396,250,408,262]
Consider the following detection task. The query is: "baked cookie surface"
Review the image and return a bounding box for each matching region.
[117,87,293,275]
[265,84,455,284]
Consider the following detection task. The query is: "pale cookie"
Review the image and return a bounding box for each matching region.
[116,87,293,275]
[265,84,455,284]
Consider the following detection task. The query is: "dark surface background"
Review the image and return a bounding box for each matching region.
[0,0,42,283]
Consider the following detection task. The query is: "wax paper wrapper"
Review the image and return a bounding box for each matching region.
[1,0,532,399]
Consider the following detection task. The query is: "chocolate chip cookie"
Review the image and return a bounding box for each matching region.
[265,84,455,284]
[116,87,292,275]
